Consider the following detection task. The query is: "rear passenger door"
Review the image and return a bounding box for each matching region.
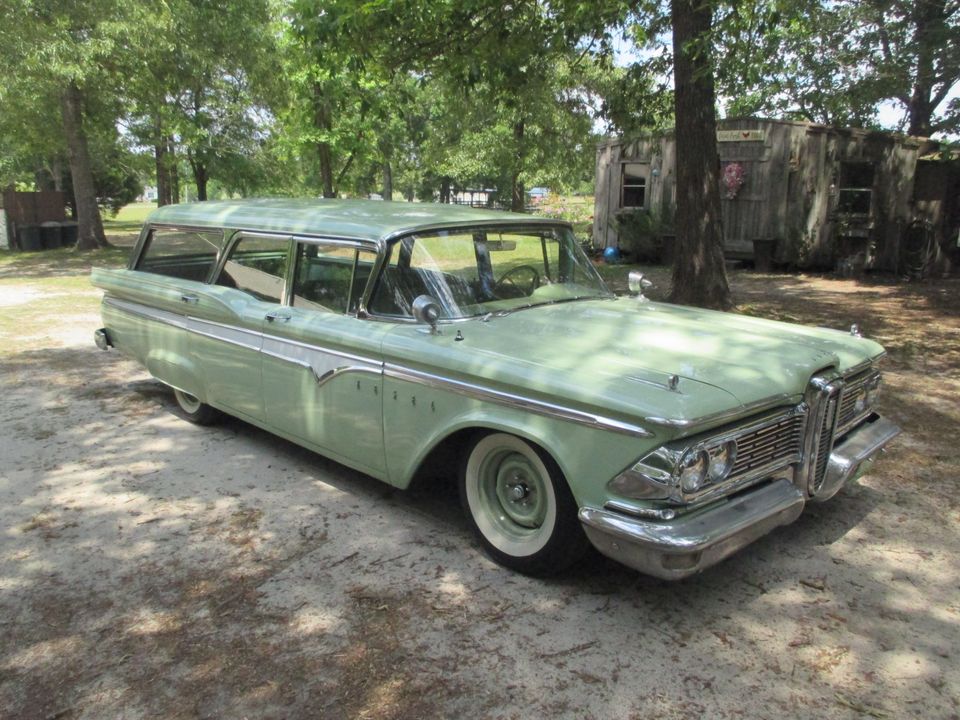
[188,233,292,421]
[261,240,389,476]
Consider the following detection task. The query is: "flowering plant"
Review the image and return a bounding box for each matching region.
[722,162,747,199]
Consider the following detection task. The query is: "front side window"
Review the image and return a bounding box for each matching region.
[136,228,223,281]
[292,243,377,314]
[368,225,612,319]
[216,235,290,303]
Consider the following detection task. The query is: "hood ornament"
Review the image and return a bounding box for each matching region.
[667,374,680,392]
[849,323,862,338]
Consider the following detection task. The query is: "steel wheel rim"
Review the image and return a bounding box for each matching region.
[466,434,557,557]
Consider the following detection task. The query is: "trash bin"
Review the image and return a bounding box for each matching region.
[752,238,778,272]
[41,221,63,249]
[60,221,78,247]
[18,225,43,251]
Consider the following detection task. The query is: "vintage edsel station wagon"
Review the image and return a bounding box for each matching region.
[92,199,900,579]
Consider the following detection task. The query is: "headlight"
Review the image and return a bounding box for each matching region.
[708,441,737,482]
[679,450,709,493]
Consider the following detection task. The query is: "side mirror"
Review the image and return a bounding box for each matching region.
[412,295,442,334]
[628,271,653,300]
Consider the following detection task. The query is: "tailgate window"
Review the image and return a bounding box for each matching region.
[136,228,223,281]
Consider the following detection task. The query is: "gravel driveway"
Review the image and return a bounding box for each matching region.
[0,276,957,719]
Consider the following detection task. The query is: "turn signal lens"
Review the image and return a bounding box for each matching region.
[708,441,737,482]
[679,450,709,493]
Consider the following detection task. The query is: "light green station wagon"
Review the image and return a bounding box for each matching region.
[91,199,901,579]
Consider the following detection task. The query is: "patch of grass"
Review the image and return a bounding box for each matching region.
[104,201,156,230]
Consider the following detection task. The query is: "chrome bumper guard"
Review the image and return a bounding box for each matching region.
[811,415,901,502]
[580,415,901,580]
[94,328,112,350]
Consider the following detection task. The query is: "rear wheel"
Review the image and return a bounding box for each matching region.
[459,432,588,575]
[173,388,221,425]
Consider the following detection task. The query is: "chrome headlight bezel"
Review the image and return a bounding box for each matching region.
[608,406,805,507]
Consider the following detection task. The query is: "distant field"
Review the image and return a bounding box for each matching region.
[103,202,155,245]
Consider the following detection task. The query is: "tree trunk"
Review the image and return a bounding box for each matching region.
[60,81,107,251]
[189,152,209,201]
[382,160,393,201]
[313,82,336,198]
[668,0,731,310]
[440,177,451,204]
[155,142,169,206]
[168,138,180,204]
[907,0,938,137]
[510,119,526,212]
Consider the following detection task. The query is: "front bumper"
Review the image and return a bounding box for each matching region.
[579,416,901,580]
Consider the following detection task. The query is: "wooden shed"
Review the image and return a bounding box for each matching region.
[593,118,959,274]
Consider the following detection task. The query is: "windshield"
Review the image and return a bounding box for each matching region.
[368,225,613,320]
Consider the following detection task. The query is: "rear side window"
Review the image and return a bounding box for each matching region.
[136,228,223,281]
[216,235,290,304]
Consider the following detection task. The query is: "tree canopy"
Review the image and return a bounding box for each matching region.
[0,0,956,264]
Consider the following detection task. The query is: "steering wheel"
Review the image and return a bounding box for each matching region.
[492,265,541,299]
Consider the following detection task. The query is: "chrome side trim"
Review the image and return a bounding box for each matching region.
[105,296,655,437]
[642,393,797,430]
[384,363,654,438]
[314,365,382,387]
[189,316,262,352]
[103,296,188,330]
[261,334,382,380]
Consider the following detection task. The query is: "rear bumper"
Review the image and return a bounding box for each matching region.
[579,415,901,580]
[94,327,112,350]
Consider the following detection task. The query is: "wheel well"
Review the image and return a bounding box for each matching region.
[406,427,565,490]
[406,428,483,490]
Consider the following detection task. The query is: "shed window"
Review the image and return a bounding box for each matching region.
[837,162,874,215]
[621,164,647,208]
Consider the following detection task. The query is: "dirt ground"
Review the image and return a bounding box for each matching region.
[1,250,958,719]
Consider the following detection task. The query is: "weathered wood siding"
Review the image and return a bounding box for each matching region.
[594,118,952,271]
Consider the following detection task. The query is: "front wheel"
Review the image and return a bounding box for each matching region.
[459,432,589,575]
[172,388,221,425]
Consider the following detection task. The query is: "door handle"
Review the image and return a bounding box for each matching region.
[180,294,199,305]
[265,311,292,323]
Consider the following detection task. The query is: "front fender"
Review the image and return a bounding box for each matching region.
[382,380,661,508]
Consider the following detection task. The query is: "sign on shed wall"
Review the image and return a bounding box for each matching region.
[717,129,766,142]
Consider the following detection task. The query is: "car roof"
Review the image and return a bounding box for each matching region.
[146,198,568,244]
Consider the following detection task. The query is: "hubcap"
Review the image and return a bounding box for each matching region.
[483,452,548,532]
[465,433,558,557]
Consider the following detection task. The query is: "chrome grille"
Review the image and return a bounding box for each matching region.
[811,388,840,493]
[836,369,878,434]
[730,412,804,478]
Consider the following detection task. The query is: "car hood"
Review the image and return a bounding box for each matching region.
[381,299,884,433]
